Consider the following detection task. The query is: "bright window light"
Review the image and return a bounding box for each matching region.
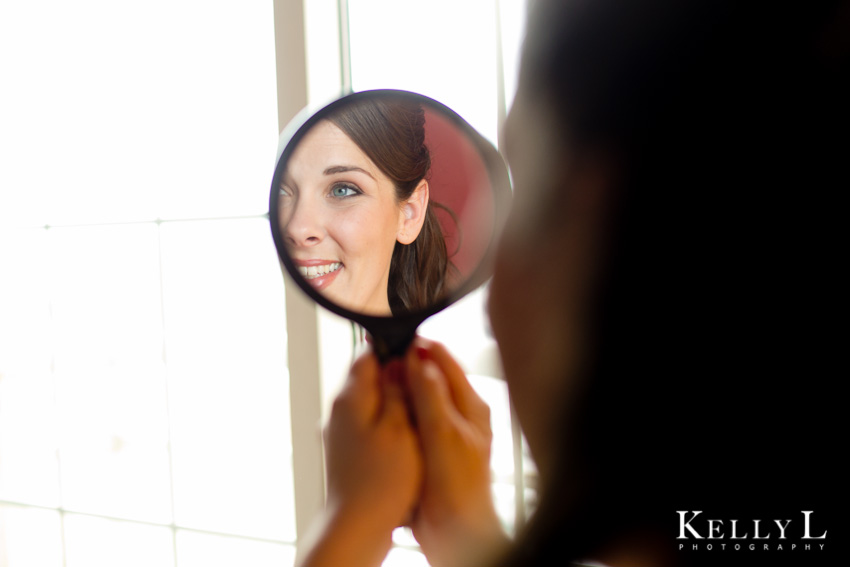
[0,2,290,565]
[0,0,278,227]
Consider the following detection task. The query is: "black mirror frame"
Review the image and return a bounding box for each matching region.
[269,89,512,360]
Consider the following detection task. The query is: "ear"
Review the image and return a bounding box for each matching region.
[397,179,429,245]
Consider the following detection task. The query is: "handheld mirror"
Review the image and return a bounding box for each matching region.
[270,89,511,361]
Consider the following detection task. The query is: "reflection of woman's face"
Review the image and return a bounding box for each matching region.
[279,120,405,316]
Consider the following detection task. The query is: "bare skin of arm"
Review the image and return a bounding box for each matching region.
[295,354,422,567]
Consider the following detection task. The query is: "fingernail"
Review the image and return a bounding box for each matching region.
[385,359,404,383]
[416,346,429,361]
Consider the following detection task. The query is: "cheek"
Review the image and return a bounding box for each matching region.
[489,233,551,387]
[489,240,543,376]
[329,205,399,267]
[328,209,366,255]
[488,226,583,474]
[277,205,286,228]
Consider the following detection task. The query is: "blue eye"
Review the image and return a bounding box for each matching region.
[331,184,361,198]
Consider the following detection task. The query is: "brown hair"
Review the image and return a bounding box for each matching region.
[328,97,452,315]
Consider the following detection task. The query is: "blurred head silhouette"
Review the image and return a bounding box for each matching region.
[489,0,847,565]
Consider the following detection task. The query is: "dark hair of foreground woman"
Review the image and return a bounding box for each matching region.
[498,0,847,566]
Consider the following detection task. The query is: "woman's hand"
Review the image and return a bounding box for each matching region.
[404,338,510,567]
[296,350,423,567]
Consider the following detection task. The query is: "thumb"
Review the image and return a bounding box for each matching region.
[405,346,456,437]
[380,359,412,426]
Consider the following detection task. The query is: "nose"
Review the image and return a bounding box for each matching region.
[282,195,324,248]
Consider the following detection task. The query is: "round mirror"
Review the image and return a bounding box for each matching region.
[270,90,511,360]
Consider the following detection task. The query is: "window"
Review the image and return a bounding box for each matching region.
[0,2,531,566]
[1,2,293,565]
[301,1,535,564]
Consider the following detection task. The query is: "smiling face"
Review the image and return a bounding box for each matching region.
[279,120,428,316]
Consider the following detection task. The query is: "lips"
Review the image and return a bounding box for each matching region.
[293,259,343,291]
[298,262,341,279]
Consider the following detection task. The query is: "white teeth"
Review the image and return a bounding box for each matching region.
[298,262,341,279]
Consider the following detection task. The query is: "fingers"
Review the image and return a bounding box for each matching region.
[411,338,490,426]
[379,359,413,426]
[336,352,417,431]
[334,340,487,436]
[405,346,457,435]
[334,349,381,425]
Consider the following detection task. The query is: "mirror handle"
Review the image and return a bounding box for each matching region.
[370,326,418,364]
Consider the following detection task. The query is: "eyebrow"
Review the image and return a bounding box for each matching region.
[323,165,375,180]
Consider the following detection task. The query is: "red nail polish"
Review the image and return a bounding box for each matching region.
[416,346,429,361]
[385,360,403,383]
